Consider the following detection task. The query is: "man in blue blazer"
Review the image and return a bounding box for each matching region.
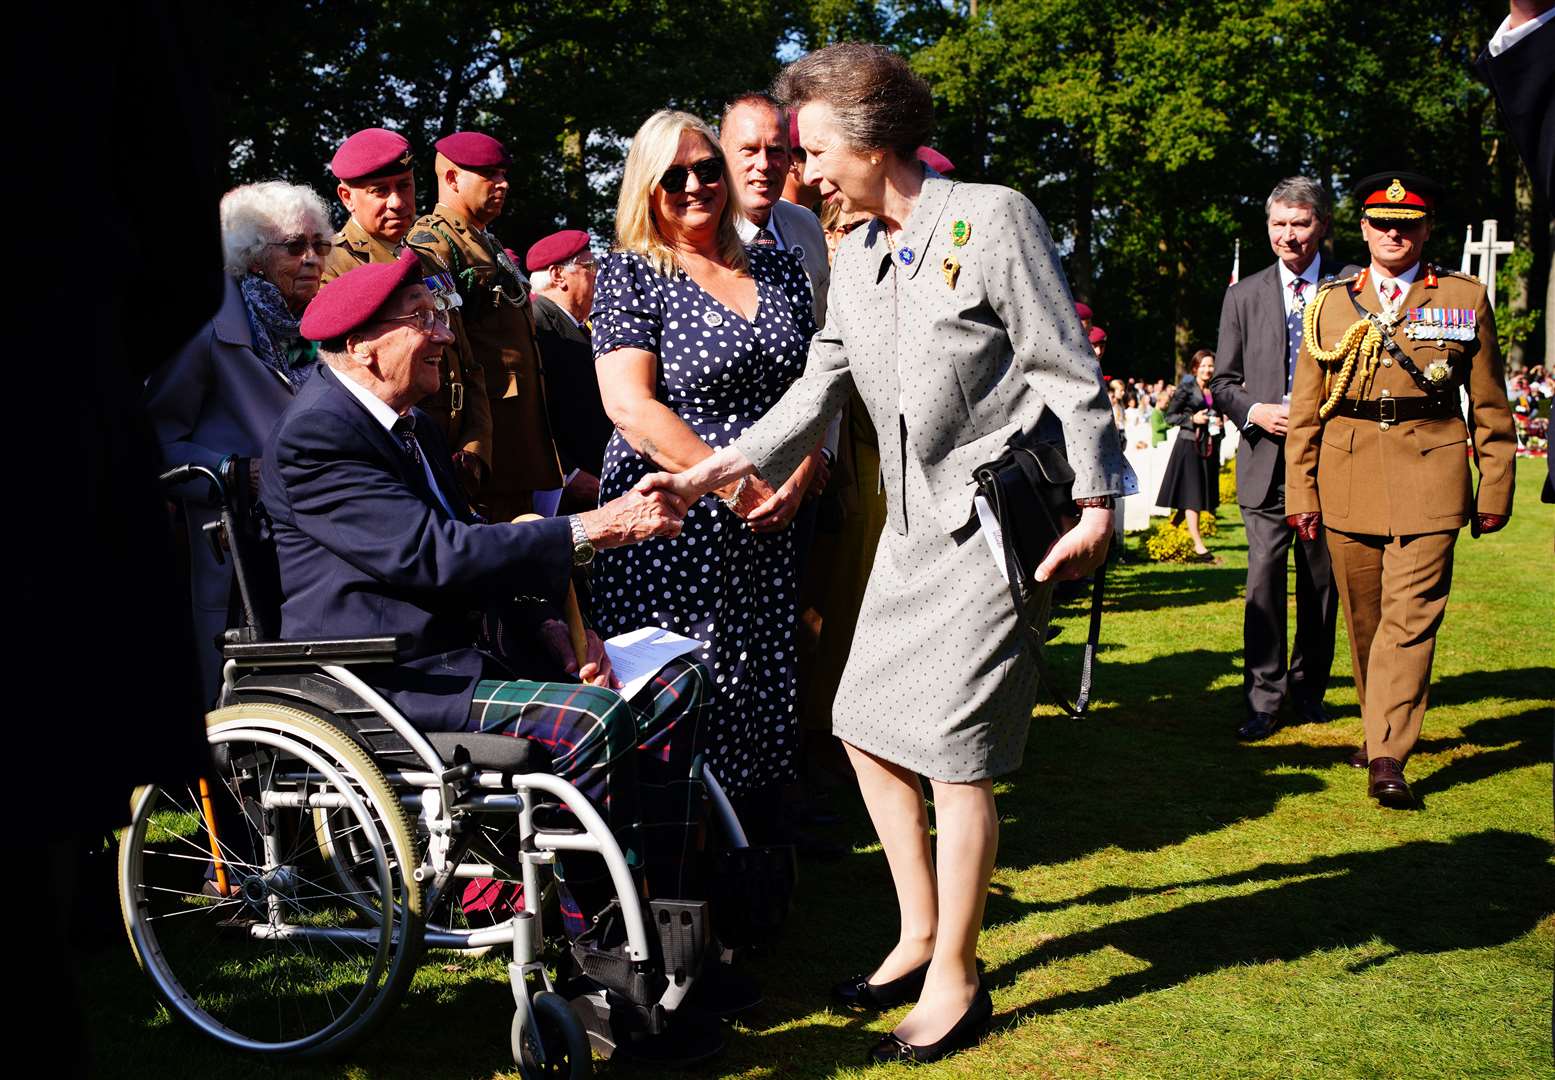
[262,251,705,934]
[1210,178,1344,742]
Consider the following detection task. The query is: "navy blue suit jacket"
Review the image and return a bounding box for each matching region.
[260,364,575,731]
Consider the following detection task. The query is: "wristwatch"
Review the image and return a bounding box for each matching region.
[567,515,596,566]
[1074,495,1115,510]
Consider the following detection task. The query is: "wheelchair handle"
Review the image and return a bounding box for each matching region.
[159,462,228,506]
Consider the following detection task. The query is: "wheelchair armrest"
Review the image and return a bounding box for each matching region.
[222,635,406,666]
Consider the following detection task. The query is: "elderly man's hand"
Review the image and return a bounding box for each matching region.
[1286,511,1321,542]
[541,621,618,688]
[578,488,686,548]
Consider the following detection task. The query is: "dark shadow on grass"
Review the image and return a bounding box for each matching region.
[1079,565,1246,614]
[1409,707,1554,799]
[987,829,1554,1019]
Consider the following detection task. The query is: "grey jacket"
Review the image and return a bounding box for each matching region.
[1211,255,1347,506]
[735,172,1129,535]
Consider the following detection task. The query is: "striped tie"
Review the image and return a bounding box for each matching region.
[752,227,777,247]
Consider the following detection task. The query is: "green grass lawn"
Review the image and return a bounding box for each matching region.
[87,459,1553,1078]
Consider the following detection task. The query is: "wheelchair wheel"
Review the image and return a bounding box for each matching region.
[513,990,591,1078]
[119,704,425,1058]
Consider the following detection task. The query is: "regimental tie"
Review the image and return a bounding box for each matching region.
[392,415,423,466]
[1285,277,1307,393]
[752,227,777,247]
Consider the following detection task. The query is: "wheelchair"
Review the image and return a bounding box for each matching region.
[118,459,796,1074]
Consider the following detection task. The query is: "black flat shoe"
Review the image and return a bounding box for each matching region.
[865,987,993,1066]
[833,959,930,1010]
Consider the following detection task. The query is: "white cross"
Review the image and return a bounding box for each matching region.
[1459,219,1515,304]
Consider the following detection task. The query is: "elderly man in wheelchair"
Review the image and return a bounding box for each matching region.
[118,252,789,1074]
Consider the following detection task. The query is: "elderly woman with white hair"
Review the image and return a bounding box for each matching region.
[145,180,333,703]
[590,109,824,837]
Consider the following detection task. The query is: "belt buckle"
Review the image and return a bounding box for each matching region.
[1377,397,1397,425]
[450,381,464,413]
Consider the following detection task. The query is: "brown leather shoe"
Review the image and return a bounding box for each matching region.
[1346,747,1368,769]
[1367,757,1413,808]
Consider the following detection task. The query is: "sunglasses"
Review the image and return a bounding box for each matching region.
[659,157,724,194]
[269,236,334,257]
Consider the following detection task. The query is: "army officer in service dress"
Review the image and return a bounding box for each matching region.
[1285,171,1517,810]
[639,43,1130,1066]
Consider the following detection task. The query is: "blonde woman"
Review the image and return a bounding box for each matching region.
[590,109,822,833]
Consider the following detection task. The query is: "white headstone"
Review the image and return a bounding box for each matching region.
[1460,219,1515,304]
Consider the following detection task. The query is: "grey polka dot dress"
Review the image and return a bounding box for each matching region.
[733,173,1133,782]
[590,247,818,795]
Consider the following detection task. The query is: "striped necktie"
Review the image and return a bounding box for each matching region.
[752,226,777,247]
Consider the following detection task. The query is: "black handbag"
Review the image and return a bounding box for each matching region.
[972,437,1104,718]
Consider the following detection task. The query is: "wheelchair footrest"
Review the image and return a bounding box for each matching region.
[649,899,711,1009]
[708,844,796,948]
[569,902,667,1009]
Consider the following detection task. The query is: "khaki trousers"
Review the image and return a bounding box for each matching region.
[1326,528,1458,763]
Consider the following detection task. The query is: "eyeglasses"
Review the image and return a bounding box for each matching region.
[659,157,724,194]
[382,308,451,333]
[269,237,334,257]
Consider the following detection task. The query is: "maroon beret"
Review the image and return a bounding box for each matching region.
[1088,325,1108,344]
[1074,301,1093,320]
[331,128,414,182]
[526,229,591,272]
[301,249,423,341]
[435,131,511,169]
[916,146,955,174]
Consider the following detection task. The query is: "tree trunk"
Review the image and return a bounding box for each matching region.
[1072,146,1095,300]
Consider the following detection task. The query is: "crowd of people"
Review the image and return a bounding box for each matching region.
[135,6,1550,1066]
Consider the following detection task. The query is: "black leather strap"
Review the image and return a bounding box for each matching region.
[995,500,1103,719]
[1332,395,1460,422]
[1345,288,1450,396]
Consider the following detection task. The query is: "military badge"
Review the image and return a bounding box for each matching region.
[1403,307,1476,342]
[898,246,915,266]
[1385,178,1406,203]
[950,220,971,246]
[1425,359,1453,385]
[790,244,805,262]
[702,310,724,328]
[941,256,961,289]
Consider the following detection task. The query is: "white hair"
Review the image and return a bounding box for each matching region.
[529,268,553,290]
[220,181,332,277]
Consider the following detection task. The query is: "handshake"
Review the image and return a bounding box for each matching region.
[575,475,692,549]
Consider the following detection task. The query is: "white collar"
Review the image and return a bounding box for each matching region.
[1371,261,1420,309]
[335,367,405,433]
[1277,257,1321,290]
[735,210,785,249]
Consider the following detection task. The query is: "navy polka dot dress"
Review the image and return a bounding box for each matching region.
[590,247,818,795]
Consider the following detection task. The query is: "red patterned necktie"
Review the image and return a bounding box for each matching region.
[1290,277,1307,310]
[752,227,777,247]
[1381,280,1401,305]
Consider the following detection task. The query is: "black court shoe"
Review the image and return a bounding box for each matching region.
[833,959,930,1010]
[865,986,994,1066]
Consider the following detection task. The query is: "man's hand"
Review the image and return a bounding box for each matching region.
[1286,511,1321,542]
[577,488,686,548]
[452,451,485,494]
[1475,512,1509,535]
[541,621,618,688]
[1249,402,1290,437]
[1035,508,1113,583]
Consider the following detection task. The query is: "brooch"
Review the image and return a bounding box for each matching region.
[898,246,915,266]
[950,219,971,246]
[702,310,724,328]
[941,256,960,289]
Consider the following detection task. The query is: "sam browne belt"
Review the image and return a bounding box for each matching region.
[1332,394,1460,423]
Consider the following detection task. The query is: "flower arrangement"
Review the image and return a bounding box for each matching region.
[1219,460,1238,504]
[1145,511,1217,562]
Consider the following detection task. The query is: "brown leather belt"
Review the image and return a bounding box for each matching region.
[1333,394,1459,423]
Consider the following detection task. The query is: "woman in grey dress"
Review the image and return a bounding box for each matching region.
[640,44,1129,1064]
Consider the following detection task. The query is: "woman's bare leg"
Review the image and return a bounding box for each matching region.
[892,777,996,1044]
[1185,508,1208,553]
[844,742,937,982]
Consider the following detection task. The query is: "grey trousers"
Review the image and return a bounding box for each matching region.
[1240,491,1339,715]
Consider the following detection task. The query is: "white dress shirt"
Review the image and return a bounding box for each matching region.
[735,211,786,249]
[1277,257,1323,317]
[336,371,455,517]
[1370,261,1420,316]
[1488,8,1554,56]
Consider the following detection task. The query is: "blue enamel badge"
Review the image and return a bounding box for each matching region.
[899,247,915,266]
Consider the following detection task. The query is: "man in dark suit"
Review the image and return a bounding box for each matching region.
[527,229,613,512]
[1474,0,1553,503]
[261,251,706,935]
[1210,177,1343,741]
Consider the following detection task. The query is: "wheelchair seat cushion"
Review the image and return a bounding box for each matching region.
[425,731,552,773]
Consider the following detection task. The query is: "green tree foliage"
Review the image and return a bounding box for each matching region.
[221,1,1544,363]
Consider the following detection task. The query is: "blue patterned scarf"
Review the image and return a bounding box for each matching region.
[240,274,314,390]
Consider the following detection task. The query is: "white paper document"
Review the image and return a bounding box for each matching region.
[604,626,705,702]
[974,494,1011,584]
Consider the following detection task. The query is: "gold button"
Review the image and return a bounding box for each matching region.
[1380,388,1391,397]
[1379,421,1390,431]
[1382,357,1393,366]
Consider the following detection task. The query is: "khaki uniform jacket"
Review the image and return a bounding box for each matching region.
[409,204,561,495]
[321,217,493,470]
[1285,266,1517,536]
